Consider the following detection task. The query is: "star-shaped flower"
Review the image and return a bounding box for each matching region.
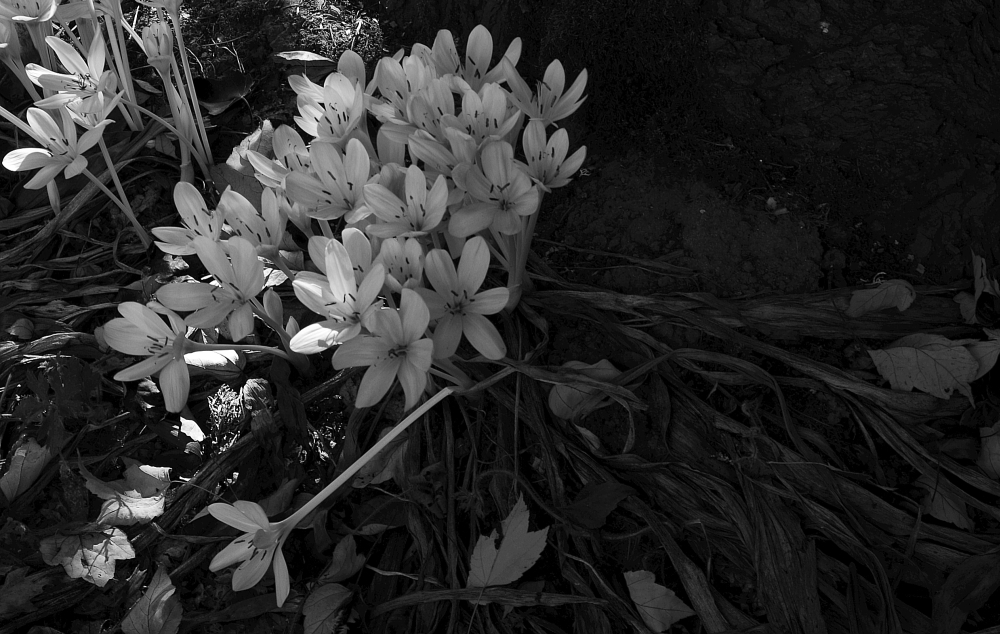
[103,302,196,412]
[207,501,292,606]
[332,289,434,410]
[416,236,508,359]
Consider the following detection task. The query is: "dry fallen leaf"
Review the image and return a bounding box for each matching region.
[40,524,135,587]
[917,474,972,530]
[77,460,171,526]
[467,495,548,596]
[846,279,916,317]
[978,422,1000,480]
[0,438,52,502]
[624,570,695,632]
[869,333,980,402]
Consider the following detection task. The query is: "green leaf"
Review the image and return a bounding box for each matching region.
[122,566,182,634]
[0,567,46,617]
[467,495,548,593]
[318,535,365,583]
[559,482,635,530]
[303,583,351,634]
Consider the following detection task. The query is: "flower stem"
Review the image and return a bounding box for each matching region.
[188,339,292,361]
[250,299,311,374]
[276,387,454,530]
[97,136,150,247]
[81,167,151,247]
[167,12,214,167]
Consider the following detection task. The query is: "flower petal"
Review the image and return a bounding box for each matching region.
[209,534,254,571]
[397,355,429,410]
[159,358,190,412]
[355,359,400,407]
[467,287,509,315]
[273,546,291,607]
[155,282,216,312]
[424,248,458,295]
[232,547,275,591]
[399,289,429,343]
[228,236,265,297]
[233,500,272,527]
[463,313,506,360]
[208,502,265,532]
[103,319,157,356]
[331,335,389,369]
[431,313,462,359]
[458,236,489,293]
[290,320,353,353]
[227,302,255,342]
[113,354,171,381]
[447,204,495,239]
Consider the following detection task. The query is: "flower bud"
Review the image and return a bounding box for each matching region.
[262,289,283,326]
[0,18,22,63]
[142,21,173,76]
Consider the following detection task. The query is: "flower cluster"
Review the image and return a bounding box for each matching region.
[0,0,213,244]
[103,24,587,416]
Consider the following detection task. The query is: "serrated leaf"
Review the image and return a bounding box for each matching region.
[624,570,695,632]
[1,438,52,502]
[0,567,46,617]
[122,566,182,634]
[40,525,135,587]
[846,279,916,317]
[467,495,548,593]
[559,482,635,530]
[869,334,979,401]
[318,535,365,583]
[303,583,351,634]
[917,474,972,530]
[77,462,170,526]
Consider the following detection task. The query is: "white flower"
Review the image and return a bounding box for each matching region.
[284,139,372,222]
[448,141,539,237]
[220,187,286,258]
[290,237,385,352]
[291,72,365,146]
[207,501,292,606]
[416,236,508,359]
[155,236,264,341]
[103,302,195,412]
[439,83,520,145]
[503,58,587,127]
[430,24,521,92]
[332,289,434,410]
[364,164,448,238]
[519,120,586,191]
[151,182,223,256]
[1,108,110,190]
[373,237,424,293]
